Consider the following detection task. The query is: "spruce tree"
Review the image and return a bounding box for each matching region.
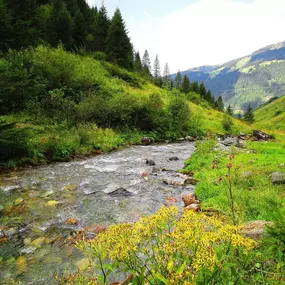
[226,105,234,116]
[47,0,74,50]
[182,75,190,94]
[0,0,13,52]
[237,112,242,120]
[162,63,171,89]
[90,4,109,52]
[244,104,254,124]
[216,96,224,112]
[174,71,183,90]
[190,81,200,93]
[105,8,133,69]
[153,54,161,81]
[142,50,152,77]
[199,83,207,99]
[134,51,143,73]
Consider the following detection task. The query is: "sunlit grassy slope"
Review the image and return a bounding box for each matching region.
[253,96,285,132]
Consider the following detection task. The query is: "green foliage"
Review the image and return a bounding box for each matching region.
[244,104,255,124]
[216,95,224,112]
[222,114,234,132]
[105,8,133,70]
[182,75,190,93]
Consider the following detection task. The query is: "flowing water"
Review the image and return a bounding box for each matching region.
[0,142,195,284]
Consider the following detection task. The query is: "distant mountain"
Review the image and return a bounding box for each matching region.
[179,41,285,111]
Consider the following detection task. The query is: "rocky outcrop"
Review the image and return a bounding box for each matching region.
[253,130,274,141]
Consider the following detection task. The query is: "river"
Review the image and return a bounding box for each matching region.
[0,142,195,284]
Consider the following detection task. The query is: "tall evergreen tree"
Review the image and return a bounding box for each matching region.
[199,83,207,99]
[174,70,183,90]
[90,4,109,52]
[216,96,224,112]
[0,0,13,52]
[105,8,133,69]
[134,51,143,73]
[142,50,151,77]
[163,63,171,86]
[6,0,39,49]
[153,54,161,81]
[190,81,200,93]
[182,75,190,94]
[47,0,74,50]
[226,105,234,116]
[244,104,254,124]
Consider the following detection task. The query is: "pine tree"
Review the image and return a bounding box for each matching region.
[226,105,234,116]
[205,90,213,103]
[6,0,39,49]
[216,96,224,112]
[182,75,190,94]
[237,112,242,120]
[134,51,143,73]
[174,71,183,90]
[153,54,161,80]
[162,63,171,89]
[190,81,199,93]
[244,104,254,124]
[47,0,74,50]
[105,8,133,69]
[142,50,151,77]
[0,0,13,52]
[90,4,109,52]
[199,83,207,99]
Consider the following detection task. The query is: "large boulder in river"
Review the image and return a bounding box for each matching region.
[271,172,285,184]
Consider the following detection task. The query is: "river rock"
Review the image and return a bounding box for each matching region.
[242,220,273,239]
[184,203,200,212]
[221,137,239,146]
[271,172,285,184]
[163,178,184,186]
[65,218,79,226]
[253,130,274,141]
[184,178,199,186]
[108,188,133,197]
[182,193,197,206]
[169,157,179,161]
[152,167,161,173]
[146,159,155,166]
[141,137,152,145]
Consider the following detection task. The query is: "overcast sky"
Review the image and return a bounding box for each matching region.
[87,0,285,73]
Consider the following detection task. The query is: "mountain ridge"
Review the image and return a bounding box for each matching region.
[178,40,285,111]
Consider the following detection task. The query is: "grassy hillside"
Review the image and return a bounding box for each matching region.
[180,41,285,111]
[253,96,285,131]
[0,46,248,167]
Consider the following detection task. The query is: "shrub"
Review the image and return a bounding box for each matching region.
[222,113,233,133]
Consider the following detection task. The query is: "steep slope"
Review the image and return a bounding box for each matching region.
[0,46,249,167]
[180,41,285,111]
[253,96,285,131]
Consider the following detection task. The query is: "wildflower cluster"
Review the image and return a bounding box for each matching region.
[74,206,255,284]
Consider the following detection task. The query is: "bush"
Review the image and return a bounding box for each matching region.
[222,113,233,133]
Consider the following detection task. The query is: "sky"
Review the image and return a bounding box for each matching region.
[87,0,285,73]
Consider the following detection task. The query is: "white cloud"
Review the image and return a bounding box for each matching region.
[126,0,285,72]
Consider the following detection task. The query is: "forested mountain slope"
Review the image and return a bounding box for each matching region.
[180,41,285,111]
